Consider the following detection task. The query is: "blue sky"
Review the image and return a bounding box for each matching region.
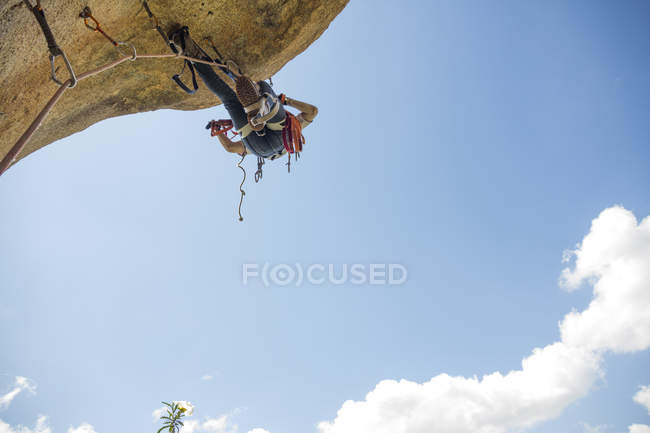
[1,1,649,433]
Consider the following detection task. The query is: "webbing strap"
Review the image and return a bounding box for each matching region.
[243,100,261,114]
[24,0,60,56]
[266,120,285,131]
[171,60,198,94]
[237,123,253,138]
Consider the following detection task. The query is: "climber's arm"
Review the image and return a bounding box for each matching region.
[284,96,318,128]
[216,134,246,155]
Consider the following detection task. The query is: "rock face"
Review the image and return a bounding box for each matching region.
[0,0,347,166]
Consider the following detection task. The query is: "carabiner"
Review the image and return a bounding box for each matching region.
[50,49,77,88]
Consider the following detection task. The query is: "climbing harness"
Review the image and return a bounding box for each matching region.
[23,0,77,87]
[79,7,136,59]
[246,94,282,129]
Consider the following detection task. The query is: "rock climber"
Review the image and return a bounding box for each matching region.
[170,27,318,161]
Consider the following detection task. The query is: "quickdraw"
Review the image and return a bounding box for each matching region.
[23,0,77,87]
[141,0,175,52]
[255,156,265,183]
[80,7,118,46]
[79,7,136,59]
[141,2,198,94]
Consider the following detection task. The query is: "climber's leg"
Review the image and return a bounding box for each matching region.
[192,64,248,130]
[170,27,248,130]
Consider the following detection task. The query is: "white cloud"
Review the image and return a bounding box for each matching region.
[201,416,231,433]
[0,377,36,409]
[246,429,271,433]
[0,417,95,433]
[152,406,167,422]
[628,425,650,433]
[319,343,601,433]
[559,206,650,353]
[201,375,214,381]
[633,385,650,414]
[171,414,239,433]
[0,415,51,433]
[67,424,97,433]
[319,206,650,433]
[180,420,200,433]
[581,423,609,433]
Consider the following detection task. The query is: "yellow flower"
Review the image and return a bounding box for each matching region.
[174,401,194,416]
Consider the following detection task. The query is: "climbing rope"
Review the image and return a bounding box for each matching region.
[205,120,249,221]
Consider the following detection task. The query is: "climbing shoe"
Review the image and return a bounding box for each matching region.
[236,76,262,111]
[235,76,266,131]
[235,75,265,131]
